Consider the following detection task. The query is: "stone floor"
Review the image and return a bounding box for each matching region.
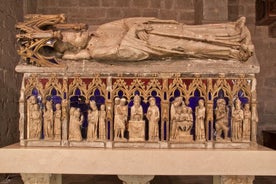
[1,175,276,184]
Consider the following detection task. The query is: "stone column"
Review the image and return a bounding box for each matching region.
[213,176,255,184]
[118,175,154,184]
[19,75,26,146]
[21,174,62,184]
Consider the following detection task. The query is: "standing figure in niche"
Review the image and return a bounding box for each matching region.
[114,98,127,140]
[29,103,42,139]
[195,99,206,141]
[243,103,251,141]
[130,95,143,121]
[61,99,68,141]
[99,104,106,140]
[187,107,193,125]
[146,97,160,141]
[215,99,229,141]
[69,107,83,141]
[87,100,99,141]
[170,97,183,140]
[27,96,37,129]
[114,97,121,140]
[232,99,244,141]
[43,100,54,139]
[28,96,38,139]
[54,103,62,140]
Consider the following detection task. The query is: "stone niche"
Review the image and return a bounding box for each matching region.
[15,14,260,149]
[16,58,260,149]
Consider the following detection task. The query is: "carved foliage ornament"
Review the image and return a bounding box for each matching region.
[22,75,255,143]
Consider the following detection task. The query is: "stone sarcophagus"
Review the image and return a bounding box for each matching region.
[15,14,260,149]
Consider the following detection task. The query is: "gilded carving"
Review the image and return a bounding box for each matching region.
[21,75,258,147]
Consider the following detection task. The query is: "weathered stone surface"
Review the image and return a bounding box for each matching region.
[15,56,260,76]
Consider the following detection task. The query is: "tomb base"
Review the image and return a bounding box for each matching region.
[69,140,105,147]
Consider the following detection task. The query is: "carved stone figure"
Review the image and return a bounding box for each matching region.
[114,98,127,140]
[129,95,145,141]
[61,99,68,141]
[27,96,39,139]
[243,103,251,141]
[21,173,61,184]
[69,107,83,141]
[29,103,42,139]
[232,99,244,141]
[176,105,193,142]
[16,14,254,67]
[54,103,62,140]
[84,17,253,62]
[195,99,206,141]
[43,101,54,139]
[87,100,99,141]
[146,97,160,141]
[215,99,229,141]
[170,97,183,140]
[99,104,106,140]
[130,95,143,121]
[221,176,255,184]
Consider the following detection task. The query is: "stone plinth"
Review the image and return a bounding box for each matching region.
[0,144,275,176]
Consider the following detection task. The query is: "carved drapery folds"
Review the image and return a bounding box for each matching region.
[16,14,254,67]
[20,74,257,148]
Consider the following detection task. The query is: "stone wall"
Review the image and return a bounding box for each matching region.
[0,0,23,147]
[20,0,276,143]
[31,0,196,25]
